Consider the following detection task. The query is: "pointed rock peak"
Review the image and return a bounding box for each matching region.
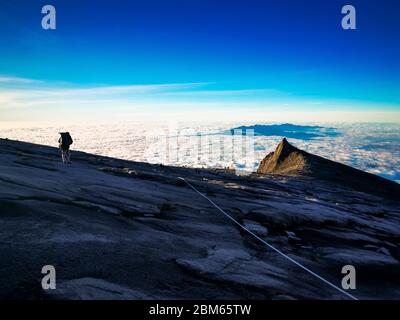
[257,138,305,174]
[279,137,290,148]
[279,137,294,148]
[275,138,298,157]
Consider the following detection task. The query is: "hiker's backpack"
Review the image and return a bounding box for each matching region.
[59,132,73,148]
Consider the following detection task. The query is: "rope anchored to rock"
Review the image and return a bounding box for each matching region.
[178,177,358,301]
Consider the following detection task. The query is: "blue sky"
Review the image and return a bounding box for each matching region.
[0,0,399,124]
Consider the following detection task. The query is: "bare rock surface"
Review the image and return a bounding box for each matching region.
[0,138,399,300]
[257,138,400,199]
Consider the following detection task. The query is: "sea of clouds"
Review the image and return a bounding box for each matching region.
[1,122,399,183]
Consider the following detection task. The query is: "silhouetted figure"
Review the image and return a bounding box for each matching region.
[58,132,73,164]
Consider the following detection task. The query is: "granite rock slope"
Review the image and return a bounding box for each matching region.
[0,138,399,300]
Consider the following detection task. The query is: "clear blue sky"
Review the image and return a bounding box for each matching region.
[0,0,399,124]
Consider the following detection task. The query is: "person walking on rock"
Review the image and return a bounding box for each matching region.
[58,132,73,164]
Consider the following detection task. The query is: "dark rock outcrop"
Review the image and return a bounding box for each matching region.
[257,138,400,199]
[257,138,307,175]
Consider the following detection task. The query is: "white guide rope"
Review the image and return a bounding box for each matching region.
[178,177,358,301]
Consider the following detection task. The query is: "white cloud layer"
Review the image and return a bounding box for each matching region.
[0,122,399,182]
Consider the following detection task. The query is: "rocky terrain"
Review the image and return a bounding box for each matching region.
[0,138,399,300]
[257,138,400,199]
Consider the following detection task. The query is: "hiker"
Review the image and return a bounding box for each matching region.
[58,132,73,164]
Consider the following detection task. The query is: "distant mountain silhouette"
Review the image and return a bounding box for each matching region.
[225,124,340,140]
[257,138,400,199]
